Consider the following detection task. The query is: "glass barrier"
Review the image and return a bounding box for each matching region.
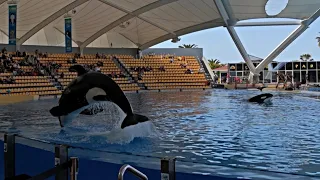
[1,132,320,180]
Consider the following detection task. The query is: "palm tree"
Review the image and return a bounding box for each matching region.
[316,33,320,47]
[178,44,198,48]
[208,59,223,69]
[300,54,313,61]
[212,59,220,64]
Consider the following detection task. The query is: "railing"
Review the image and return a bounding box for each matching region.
[3,133,79,180]
[117,158,176,180]
[112,57,131,77]
[2,132,319,180]
[118,164,148,180]
[201,57,215,83]
[2,133,176,180]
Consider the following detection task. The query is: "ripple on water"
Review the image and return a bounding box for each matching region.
[0,90,319,176]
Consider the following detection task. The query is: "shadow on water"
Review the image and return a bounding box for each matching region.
[0,89,319,176]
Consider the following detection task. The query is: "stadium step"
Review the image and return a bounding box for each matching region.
[113,56,147,90]
[111,56,131,77]
[199,60,214,83]
[137,83,146,89]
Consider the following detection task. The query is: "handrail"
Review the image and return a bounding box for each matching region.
[118,164,148,180]
[201,57,215,82]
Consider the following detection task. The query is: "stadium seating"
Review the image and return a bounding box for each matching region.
[38,53,140,92]
[0,74,61,96]
[1,51,210,96]
[120,55,210,90]
[0,52,61,96]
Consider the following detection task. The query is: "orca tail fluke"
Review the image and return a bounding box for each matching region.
[121,114,149,129]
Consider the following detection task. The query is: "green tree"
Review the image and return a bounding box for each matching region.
[208,59,223,69]
[178,44,198,48]
[300,54,313,61]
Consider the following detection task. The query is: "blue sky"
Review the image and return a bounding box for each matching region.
[152,18,320,64]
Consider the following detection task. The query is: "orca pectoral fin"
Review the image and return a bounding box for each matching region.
[50,106,64,117]
[121,114,149,129]
[93,95,109,101]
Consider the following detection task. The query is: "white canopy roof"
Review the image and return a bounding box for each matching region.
[0,0,319,49]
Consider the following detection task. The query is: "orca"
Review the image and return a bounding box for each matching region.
[49,65,149,129]
[69,64,87,76]
[68,65,101,116]
[248,93,273,104]
[257,86,266,91]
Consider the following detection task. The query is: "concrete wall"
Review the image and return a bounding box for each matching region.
[83,47,137,55]
[20,45,80,54]
[0,44,137,56]
[142,48,203,59]
[0,44,79,54]
[0,44,15,52]
[0,44,203,58]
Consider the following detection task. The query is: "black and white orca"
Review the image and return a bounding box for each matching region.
[257,86,266,91]
[248,93,273,104]
[69,64,87,76]
[49,65,149,129]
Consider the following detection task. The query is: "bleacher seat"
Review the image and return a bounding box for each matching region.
[38,53,140,92]
[120,55,210,90]
[1,52,210,96]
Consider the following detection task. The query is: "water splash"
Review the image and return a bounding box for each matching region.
[63,101,159,144]
[93,121,159,144]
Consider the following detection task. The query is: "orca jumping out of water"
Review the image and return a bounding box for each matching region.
[248,93,273,104]
[49,65,149,129]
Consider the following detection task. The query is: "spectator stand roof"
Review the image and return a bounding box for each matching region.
[0,0,319,50]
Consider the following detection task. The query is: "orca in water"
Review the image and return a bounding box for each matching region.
[257,86,266,91]
[49,65,149,129]
[248,93,273,104]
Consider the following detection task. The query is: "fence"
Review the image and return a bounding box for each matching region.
[1,132,319,180]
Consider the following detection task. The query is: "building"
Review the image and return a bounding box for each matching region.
[212,66,228,83]
[227,61,320,84]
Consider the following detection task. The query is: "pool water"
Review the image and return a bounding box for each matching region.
[0,89,319,176]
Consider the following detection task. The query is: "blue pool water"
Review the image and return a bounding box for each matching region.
[0,89,319,177]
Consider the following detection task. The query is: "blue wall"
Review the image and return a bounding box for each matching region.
[0,140,235,180]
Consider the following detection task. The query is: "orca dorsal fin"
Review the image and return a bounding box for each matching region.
[69,65,87,76]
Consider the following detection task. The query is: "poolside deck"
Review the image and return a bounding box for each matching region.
[0,95,38,105]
